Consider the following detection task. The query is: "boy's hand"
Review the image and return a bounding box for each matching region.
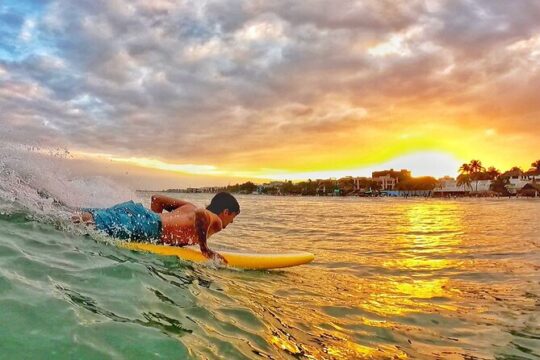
[213,252,228,265]
[202,249,228,265]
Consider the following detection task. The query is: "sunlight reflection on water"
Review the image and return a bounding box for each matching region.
[158,195,539,359]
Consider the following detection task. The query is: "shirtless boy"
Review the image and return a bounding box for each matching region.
[74,192,240,263]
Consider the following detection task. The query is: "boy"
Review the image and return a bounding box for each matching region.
[74,192,240,263]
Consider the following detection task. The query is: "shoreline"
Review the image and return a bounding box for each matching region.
[136,190,538,199]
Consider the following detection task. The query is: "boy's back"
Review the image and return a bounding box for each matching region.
[159,203,223,246]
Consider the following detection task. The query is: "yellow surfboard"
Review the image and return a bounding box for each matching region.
[119,242,315,270]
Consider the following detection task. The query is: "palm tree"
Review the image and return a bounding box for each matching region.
[466,160,485,192]
[457,173,472,192]
[469,160,485,174]
[459,163,471,175]
[532,160,540,171]
[486,166,501,180]
[490,177,510,196]
[509,166,523,174]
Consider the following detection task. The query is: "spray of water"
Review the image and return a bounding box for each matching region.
[0,143,136,224]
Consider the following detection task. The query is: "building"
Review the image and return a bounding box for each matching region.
[469,180,493,192]
[372,175,398,190]
[199,187,226,193]
[432,177,470,197]
[258,181,286,195]
[372,169,411,179]
[432,178,492,197]
[500,169,537,194]
[352,177,372,191]
[371,169,410,190]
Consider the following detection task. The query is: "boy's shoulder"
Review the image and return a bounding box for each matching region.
[205,209,223,231]
[204,208,220,221]
[170,202,197,213]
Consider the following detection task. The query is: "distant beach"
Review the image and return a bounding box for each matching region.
[149,160,540,199]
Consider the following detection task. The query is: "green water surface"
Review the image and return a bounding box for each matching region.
[0,195,539,359]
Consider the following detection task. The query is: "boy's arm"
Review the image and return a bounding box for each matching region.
[151,195,193,213]
[195,209,227,264]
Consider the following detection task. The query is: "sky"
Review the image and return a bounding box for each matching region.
[1,0,539,189]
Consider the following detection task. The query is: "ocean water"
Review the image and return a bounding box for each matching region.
[0,153,539,359]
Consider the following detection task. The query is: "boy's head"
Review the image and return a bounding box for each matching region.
[206,192,240,228]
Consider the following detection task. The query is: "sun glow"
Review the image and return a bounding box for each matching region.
[67,149,464,182]
[260,151,462,181]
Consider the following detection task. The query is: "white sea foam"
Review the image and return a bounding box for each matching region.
[0,143,135,220]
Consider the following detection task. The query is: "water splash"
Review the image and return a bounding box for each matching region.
[0,143,135,221]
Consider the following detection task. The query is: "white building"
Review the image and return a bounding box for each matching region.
[473,180,492,192]
[370,169,410,191]
[433,177,492,196]
[502,169,540,194]
[435,178,470,193]
[372,175,398,190]
[506,179,530,194]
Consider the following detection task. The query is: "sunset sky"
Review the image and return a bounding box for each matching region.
[1,0,539,188]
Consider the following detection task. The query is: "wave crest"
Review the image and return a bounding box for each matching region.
[0,143,135,220]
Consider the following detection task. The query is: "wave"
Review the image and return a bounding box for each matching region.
[0,143,136,224]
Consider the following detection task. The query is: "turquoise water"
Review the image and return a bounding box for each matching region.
[0,192,539,359]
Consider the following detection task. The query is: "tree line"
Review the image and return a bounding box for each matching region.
[225,176,439,196]
[457,159,540,194]
[223,159,540,196]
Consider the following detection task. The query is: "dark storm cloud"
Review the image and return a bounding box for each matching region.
[1,0,539,165]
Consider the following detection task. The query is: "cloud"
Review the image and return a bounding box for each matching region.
[1,0,539,178]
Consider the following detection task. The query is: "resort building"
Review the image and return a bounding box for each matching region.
[433,177,492,197]
[353,177,372,191]
[372,175,397,190]
[469,180,492,192]
[500,169,533,194]
[258,181,286,194]
[371,169,409,190]
[433,178,470,197]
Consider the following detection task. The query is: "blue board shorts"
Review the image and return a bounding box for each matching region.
[84,201,162,241]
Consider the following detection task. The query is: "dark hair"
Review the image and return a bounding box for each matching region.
[206,192,240,215]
